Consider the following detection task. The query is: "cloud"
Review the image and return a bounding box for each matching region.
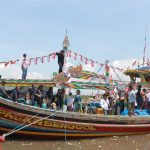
[111,58,137,82]
[0,64,45,79]
[82,64,97,72]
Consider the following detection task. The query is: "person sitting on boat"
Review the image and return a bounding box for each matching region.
[128,85,136,117]
[100,94,109,115]
[42,98,48,109]
[46,87,53,108]
[136,85,143,110]
[56,50,65,73]
[54,89,63,110]
[28,84,36,106]
[11,86,19,102]
[34,85,44,108]
[51,102,57,110]
[66,92,74,111]
[74,90,82,112]
[25,92,32,105]
[141,88,148,110]
[21,53,29,80]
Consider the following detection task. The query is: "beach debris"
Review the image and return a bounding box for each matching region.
[98,145,102,148]
[67,142,73,145]
[57,148,61,150]
[8,141,15,144]
[113,136,119,138]
[133,140,135,143]
[22,143,32,146]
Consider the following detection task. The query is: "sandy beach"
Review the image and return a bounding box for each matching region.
[1,134,150,150]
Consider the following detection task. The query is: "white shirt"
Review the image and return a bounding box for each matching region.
[66,96,74,107]
[22,58,29,69]
[100,99,109,110]
[147,92,150,102]
[128,90,136,103]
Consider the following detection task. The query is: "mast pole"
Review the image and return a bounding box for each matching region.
[62,29,70,73]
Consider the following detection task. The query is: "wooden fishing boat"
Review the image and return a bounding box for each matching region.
[1,92,150,140]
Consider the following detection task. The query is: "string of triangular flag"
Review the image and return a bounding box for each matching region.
[0,50,124,72]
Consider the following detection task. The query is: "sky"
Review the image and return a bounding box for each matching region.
[0,0,150,80]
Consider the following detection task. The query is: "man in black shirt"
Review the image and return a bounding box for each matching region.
[56,50,65,73]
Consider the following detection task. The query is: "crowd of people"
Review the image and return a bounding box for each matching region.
[97,84,150,116]
[1,76,150,116]
[0,82,84,112]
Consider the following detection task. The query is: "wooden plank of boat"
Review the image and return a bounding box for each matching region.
[1,96,150,139]
[0,79,56,87]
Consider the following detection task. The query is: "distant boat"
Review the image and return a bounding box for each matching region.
[124,66,150,87]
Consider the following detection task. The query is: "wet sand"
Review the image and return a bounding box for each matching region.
[1,134,150,150]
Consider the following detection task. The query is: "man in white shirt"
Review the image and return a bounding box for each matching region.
[128,85,136,116]
[21,53,28,80]
[100,94,109,115]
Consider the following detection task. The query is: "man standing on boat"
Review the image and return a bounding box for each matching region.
[21,53,29,80]
[56,50,65,73]
[128,85,136,116]
[56,30,70,73]
[74,90,82,112]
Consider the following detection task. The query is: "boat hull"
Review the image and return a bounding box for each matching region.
[1,97,150,139]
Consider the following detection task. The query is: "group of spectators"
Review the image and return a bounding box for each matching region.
[98,84,150,116]
[0,82,84,112]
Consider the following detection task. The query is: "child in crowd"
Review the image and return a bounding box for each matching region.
[25,93,32,105]
[42,98,47,109]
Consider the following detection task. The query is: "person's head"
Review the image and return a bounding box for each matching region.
[76,90,80,95]
[23,53,27,58]
[26,92,30,99]
[31,84,35,88]
[49,87,53,92]
[60,50,64,55]
[128,85,132,91]
[15,86,19,91]
[102,93,107,99]
[69,92,72,96]
[143,88,147,93]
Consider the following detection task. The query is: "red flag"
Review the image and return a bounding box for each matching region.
[80,55,83,62]
[10,61,16,64]
[5,62,10,67]
[28,58,33,66]
[35,57,39,65]
[74,53,77,60]
[132,60,136,67]
[48,54,51,62]
[52,53,56,59]
[91,60,94,67]
[85,57,88,64]
[41,56,45,63]
[68,51,71,57]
